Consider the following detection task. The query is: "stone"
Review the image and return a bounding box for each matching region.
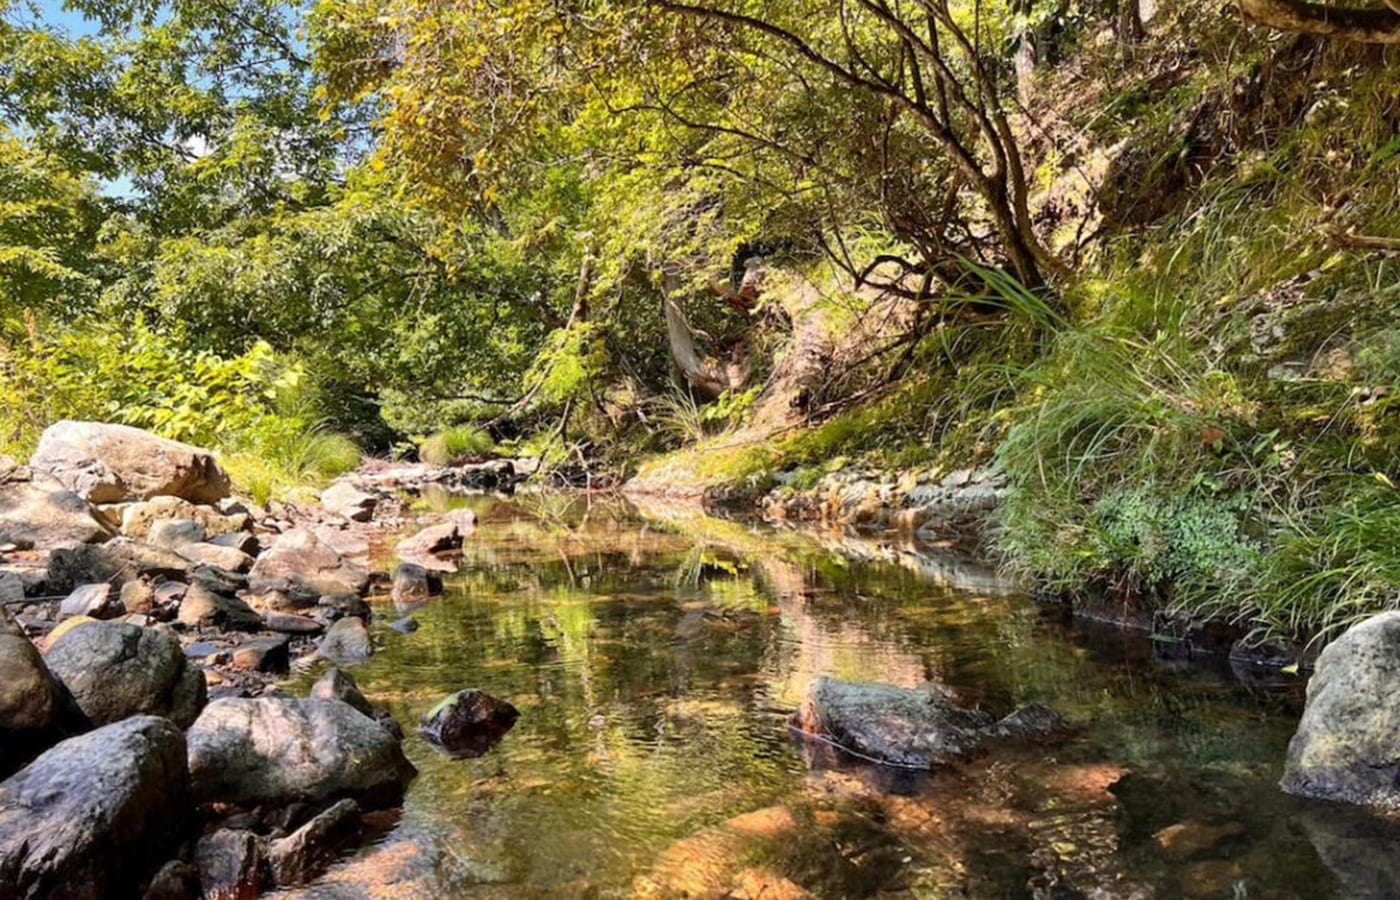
[121,496,249,541]
[396,522,462,562]
[320,481,377,523]
[264,611,323,635]
[195,829,263,900]
[231,635,291,673]
[1153,820,1247,858]
[391,562,435,610]
[0,633,88,777]
[30,420,231,503]
[249,528,369,597]
[190,564,248,595]
[147,518,206,549]
[0,478,114,550]
[209,531,260,555]
[47,538,189,594]
[176,583,262,632]
[176,541,254,572]
[266,798,362,886]
[0,716,188,899]
[310,668,373,717]
[419,689,519,758]
[795,677,1068,768]
[1282,611,1400,807]
[390,616,419,634]
[59,582,122,619]
[120,579,155,615]
[44,621,206,727]
[186,697,416,809]
[318,616,373,665]
[141,860,200,900]
[319,592,370,619]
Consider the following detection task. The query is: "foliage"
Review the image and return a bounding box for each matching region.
[419,425,495,466]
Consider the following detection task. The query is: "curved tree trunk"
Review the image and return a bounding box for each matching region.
[1239,0,1400,42]
[660,279,748,399]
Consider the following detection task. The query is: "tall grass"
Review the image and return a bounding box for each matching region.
[419,424,495,465]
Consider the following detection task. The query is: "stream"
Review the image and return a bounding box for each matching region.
[278,492,1400,899]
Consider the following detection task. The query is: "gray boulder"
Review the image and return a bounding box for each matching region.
[0,476,114,550]
[186,697,415,809]
[310,668,372,717]
[195,829,263,900]
[43,621,206,728]
[0,716,189,900]
[795,676,1067,768]
[120,496,249,541]
[1282,611,1400,807]
[0,634,88,777]
[29,420,230,503]
[391,561,435,611]
[318,616,373,665]
[47,538,189,594]
[249,528,368,597]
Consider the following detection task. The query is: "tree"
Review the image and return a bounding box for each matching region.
[1238,0,1400,42]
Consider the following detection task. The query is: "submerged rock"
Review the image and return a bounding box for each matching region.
[0,716,189,900]
[186,697,416,809]
[1282,611,1400,807]
[419,689,519,758]
[318,615,373,665]
[795,676,1067,768]
[43,621,206,728]
[30,420,230,503]
[266,798,362,886]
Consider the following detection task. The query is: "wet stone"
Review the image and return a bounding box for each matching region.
[419,689,520,758]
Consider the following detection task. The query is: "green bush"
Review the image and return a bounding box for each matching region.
[419,424,495,465]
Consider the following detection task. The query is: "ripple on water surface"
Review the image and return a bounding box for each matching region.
[276,495,1400,899]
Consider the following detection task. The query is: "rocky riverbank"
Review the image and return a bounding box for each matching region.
[0,421,526,898]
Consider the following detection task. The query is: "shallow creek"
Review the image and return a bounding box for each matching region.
[278,493,1400,899]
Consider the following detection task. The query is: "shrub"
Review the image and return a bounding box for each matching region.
[419,424,495,465]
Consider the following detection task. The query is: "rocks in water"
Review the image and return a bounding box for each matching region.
[231,635,291,674]
[391,561,438,611]
[249,528,369,597]
[59,582,123,619]
[0,475,114,550]
[390,615,420,634]
[0,633,88,777]
[30,420,231,504]
[0,716,189,899]
[1282,611,1400,807]
[396,522,463,571]
[195,829,263,900]
[320,481,378,523]
[43,621,206,728]
[176,583,262,632]
[141,860,201,900]
[186,697,416,809]
[311,668,373,717]
[319,592,370,620]
[419,689,520,758]
[266,798,362,886]
[318,615,373,665]
[795,677,1068,768]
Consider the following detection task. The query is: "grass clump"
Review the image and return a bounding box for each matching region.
[419,424,495,465]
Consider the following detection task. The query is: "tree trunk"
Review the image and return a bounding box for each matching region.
[660,276,748,399]
[1118,0,1146,42]
[1238,0,1400,42]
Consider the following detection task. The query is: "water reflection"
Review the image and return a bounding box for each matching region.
[276,495,1399,899]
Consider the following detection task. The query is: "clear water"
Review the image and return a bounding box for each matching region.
[279,493,1400,899]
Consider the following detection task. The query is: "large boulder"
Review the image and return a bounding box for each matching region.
[120,496,249,541]
[0,634,88,778]
[29,420,230,504]
[795,677,1067,768]
[186,697,415,809]
[249,528,369,597]
[1282,611,1400,807]
[43,621,206,728]
[0,716,189,900]
[0,475,114,550]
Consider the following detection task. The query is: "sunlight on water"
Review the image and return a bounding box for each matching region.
[278,494,1400,899]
